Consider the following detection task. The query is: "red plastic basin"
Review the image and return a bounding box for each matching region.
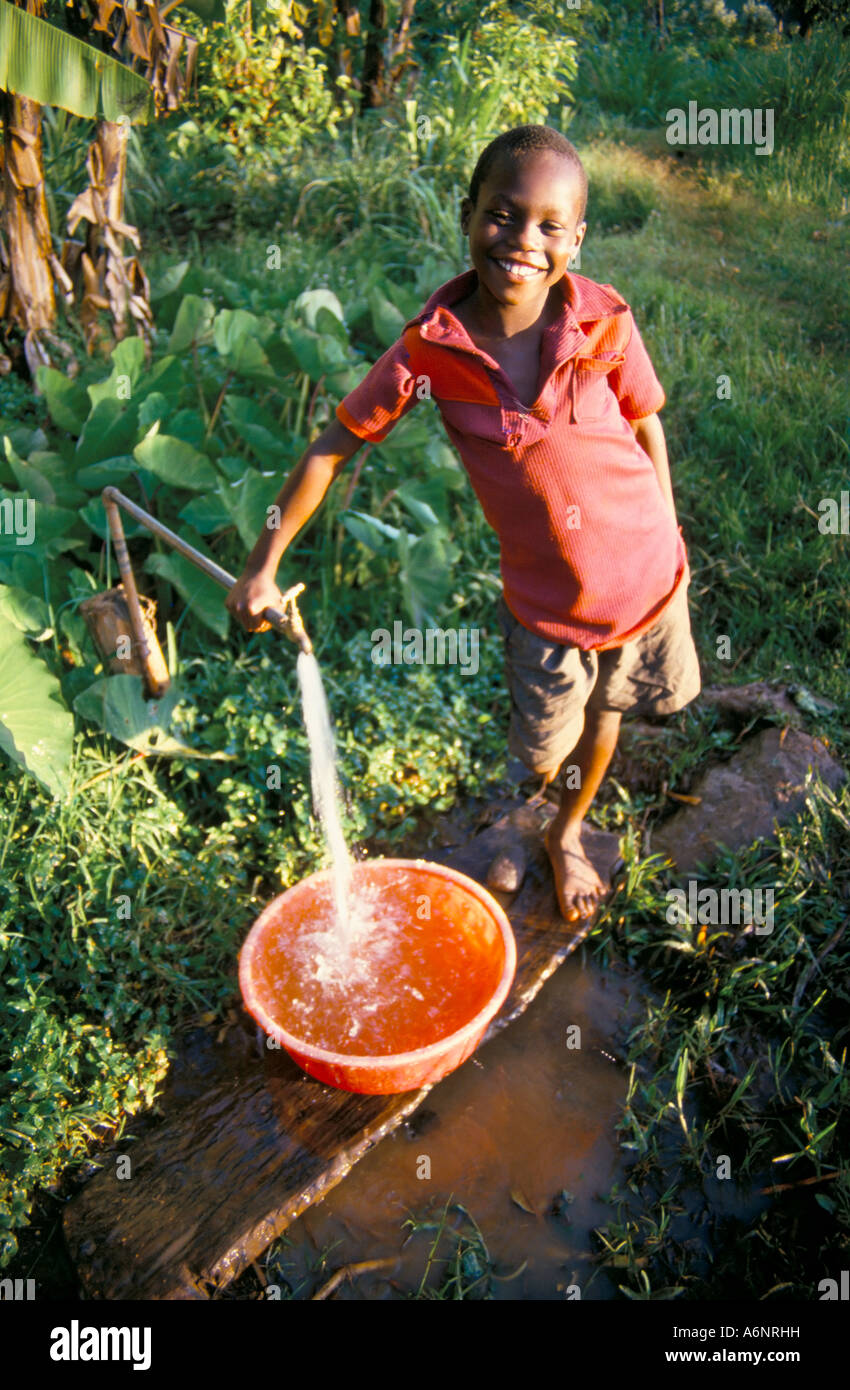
[239,858,516,1094]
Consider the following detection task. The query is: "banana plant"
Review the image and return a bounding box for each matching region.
[0,0,219,370]
[0,0,152,370]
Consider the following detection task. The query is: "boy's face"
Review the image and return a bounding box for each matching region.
[460,150,587,312]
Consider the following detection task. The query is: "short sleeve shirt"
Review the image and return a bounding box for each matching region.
[337,269,686,650]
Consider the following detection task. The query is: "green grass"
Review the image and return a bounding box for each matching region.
[573,21,850,214]
[585,775,850,1300]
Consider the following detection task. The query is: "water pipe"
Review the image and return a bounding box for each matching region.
[101,486,313,656]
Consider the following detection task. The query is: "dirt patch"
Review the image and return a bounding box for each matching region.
[651,725,845,874]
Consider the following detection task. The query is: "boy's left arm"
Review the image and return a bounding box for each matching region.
[629,413,677,522]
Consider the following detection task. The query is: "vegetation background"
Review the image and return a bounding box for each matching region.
[0,0,848,1298]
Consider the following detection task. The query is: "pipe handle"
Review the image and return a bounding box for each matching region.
[101,487,312,653]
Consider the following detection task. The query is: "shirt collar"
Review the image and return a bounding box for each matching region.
[407,269,629,366]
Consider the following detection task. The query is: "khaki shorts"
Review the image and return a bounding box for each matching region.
[497,580,701,776]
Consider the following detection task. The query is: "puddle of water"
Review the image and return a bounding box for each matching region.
[271,951,644,1300]
[117,945,777,1303]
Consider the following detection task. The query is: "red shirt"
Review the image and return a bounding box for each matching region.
[336,268,687,650]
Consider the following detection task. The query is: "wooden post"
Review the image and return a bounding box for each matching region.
[102,494,171,696]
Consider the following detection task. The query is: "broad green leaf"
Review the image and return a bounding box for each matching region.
[398,473,465,526]
[342,510,402,552]
[294,288,345,331]
[3,436,55,505]
[211,273,243,309]
[425,436,464,471]
[26,451,87,508]
[369,287,406,348]
[314,306,349,342]
[265,337,301,376]
[57,607,96,670]
[87,337,147,408]
[0,0,153,123]
[400,527,459,627]
[84,374,131,412]
[148,266,218,330]
[215,454,252,482]
[0,494,83,559]
[178,492,232,535]
[134,354,183,407]
[221,397,287,460]
[0,584,51,639]
[0,552,46,598]
[317,335,354,381]
[0,423,49,457]
[342,515,387,552]
[213,310,276,381]
[188,265,242,308]
[283,325,321,378]
[344,296,371,331]
[78,497,147,542]
[286,325,350,381]
[223,334,274,382]
[224,394,280,435]
[66,565,99,601]
[326,361,371,396]
[381,279,423,321]
[168,409,206,447]
[112,335,147,377]
[133,435,218,491]
[150,260,190,302]
[75,454,139,490]
[73,673,232,757]
[169,294,216,354]
[0,441,20,490]
[218,470,278,549]
[213,309,271,354]
[0,612,72,798]
[397,492,440,530]
[34,366,89,434]
[229,419,287,463]
[74,398,139,468]
[137,393,172,431]
[145,551,229,638]
[373,411,434,457]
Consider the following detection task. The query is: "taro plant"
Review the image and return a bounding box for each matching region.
[0,260,469,796]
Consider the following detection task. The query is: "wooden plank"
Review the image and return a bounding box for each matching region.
[63,805,620,1300]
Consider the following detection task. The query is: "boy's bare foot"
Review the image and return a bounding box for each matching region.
[544,823,607,923]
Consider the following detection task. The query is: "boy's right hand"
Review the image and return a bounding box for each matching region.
[225,567,286,633]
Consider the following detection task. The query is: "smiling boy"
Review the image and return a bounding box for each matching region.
[227,125,701,922]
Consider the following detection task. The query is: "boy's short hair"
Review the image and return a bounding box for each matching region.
[468,125,588,223]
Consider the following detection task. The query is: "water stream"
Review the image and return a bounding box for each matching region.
[292,651,442,1042]
[295,651,354,932]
